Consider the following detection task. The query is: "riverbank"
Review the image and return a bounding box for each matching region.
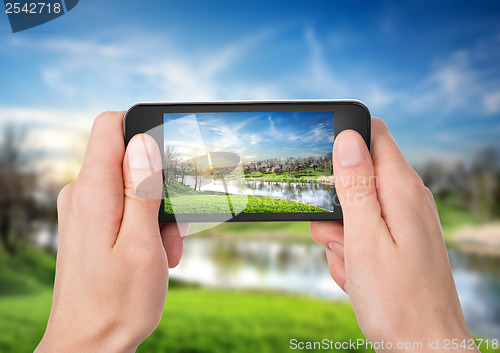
[236,176,320,183]
[448,222,500,256]
[221,168,334,184]
[235,176,336,186]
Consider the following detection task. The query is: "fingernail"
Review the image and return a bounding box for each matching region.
[337,131,366,168]
[128,135,157,170]
[127,135,162,199]
[328,241,344,258]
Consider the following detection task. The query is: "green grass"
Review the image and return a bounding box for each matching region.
[242,196,329,213]
[2,231,500,353]
[165,181,222,197]
[139,288,367,353]
[0,287,369,353]
[2,286,498,353]
[0,244,56,295]
[0,290,52,352]
[230,168,329,181]
[165,180,331,214]
[165,194,330,214]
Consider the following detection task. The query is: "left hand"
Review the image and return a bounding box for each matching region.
[35,111,188,353]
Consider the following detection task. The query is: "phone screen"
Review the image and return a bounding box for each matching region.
[163,111,335,216]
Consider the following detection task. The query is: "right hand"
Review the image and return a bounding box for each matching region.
[310,118,478,352]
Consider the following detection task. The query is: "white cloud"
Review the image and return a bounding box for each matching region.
[303,121,334,143]
[3,25,499,177]
[404,41,500,118]
[484,91,500,114]
[0,105,91,132]
[407,51,477,113]
[8,26,397,108]
[363,84,395,110]
[294,27,349,97]
[0,105,95,183]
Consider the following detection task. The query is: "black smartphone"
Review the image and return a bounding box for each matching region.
[124,100,370,222]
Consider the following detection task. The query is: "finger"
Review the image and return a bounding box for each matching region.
[160,223,190,268]
[117,134,163,247]
[310,221,344,249]
[325,249,347,293]
[370,117,414,175]
[370,117,428,243]
[333,130,393,252]
[73,111,126,249]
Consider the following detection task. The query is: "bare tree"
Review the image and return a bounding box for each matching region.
[186,149,201,191]
[0,125,37,254]
[178,160,187,185]
[164,145,179,185]
[323,152,333,176]
[471,145,500,220]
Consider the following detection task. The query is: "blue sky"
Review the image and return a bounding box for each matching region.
[1,0,500,181]
[164,112,334,162]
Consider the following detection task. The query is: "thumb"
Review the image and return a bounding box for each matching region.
[333,130,388,248]
[119,134,163,243]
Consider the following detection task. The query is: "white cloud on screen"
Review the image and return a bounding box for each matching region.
[303,122,334,144]
[164,115,207,160]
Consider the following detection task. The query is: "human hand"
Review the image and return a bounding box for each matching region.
[310,118,478,352]
[35,112,188,353]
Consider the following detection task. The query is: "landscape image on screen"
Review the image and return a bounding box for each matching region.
[163,111,335,214]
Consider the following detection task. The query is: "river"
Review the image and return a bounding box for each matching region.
[183,176,336,211]
[34,221,500,339]
[170,237,500,339]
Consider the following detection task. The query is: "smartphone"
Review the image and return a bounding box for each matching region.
[124,100,370,222]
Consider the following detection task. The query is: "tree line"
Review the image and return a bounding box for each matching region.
[163,147,334,190]
[242,153,333,177]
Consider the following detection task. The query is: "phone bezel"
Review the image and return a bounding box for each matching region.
[124,100,370,222]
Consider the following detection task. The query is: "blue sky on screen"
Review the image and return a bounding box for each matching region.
[164,111,334,162]
[1,0,500,180]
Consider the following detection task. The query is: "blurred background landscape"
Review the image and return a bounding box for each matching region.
[1,0,500,352]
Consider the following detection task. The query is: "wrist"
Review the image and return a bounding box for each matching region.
[35,321,140,353]
[379,333,480,353]
[369,322,479,353]
[35,335,138,353]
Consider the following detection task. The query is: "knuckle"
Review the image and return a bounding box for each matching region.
[122,244,162,272]
[69,180,87,205]
[340,174,376,195]
[94,111,114,123]
[337,173,377,206]
[345,217,386,259]
[424,186,434,199]
[92,112,109,129]
[67,179,100,212]
[371,117,388,131]
[91,111,122,132]
[356,176,376,195]
[56,182,73,209]
[405,172,427,201]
